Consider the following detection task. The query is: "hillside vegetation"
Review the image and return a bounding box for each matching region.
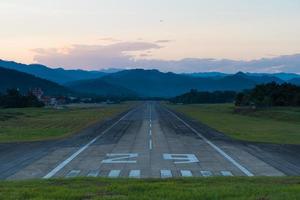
[0,67,71,96]
[167,104,300,144]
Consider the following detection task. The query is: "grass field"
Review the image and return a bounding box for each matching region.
[167,103,300,144]
[0,103,132,143]
[0,177,300,200]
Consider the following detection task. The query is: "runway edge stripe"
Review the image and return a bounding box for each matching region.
[43,108,135,179]
[164,107,254,177]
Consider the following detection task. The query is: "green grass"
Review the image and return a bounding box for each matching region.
[167,103,300,144]
[0,103,132,143]
[0,177,300,200]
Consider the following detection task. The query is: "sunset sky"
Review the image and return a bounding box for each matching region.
[1,0,300,72]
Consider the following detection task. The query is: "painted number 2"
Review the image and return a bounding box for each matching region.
[163,154,199,164]
[101,153,138,164]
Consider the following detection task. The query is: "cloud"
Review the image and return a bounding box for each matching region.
[155,40,173,43]
[33,42,300,74]
[33,42,161,69]
[139,53,151,57]
[135,54,300,73]
[98,37,121,42]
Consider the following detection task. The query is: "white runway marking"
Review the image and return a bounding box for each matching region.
[149,139,153,150]
[180,170,193,177]
[129,170,141,178]
[165,108,254,177]
[43,109,135,179]
[160,170,172,178]
[221,171,233,176]
[102,153,138,164]
[163,154,199,164]
[108,170,121,178]
[66,170,80,178]
[201,171,213,177]
[87,170,100,177]
[149,129,152,136]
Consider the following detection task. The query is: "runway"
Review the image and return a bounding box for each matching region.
[5,102,286,179]
[4,102,300,179]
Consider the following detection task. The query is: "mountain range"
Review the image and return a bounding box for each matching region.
[0,67,72,95]
[0,59,299,98]
[0,60,107,84]
[65,70,297,97]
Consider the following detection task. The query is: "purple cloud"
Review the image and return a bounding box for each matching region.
[155,40,173,43]
[33,42,300,74]
[33,42,161,69]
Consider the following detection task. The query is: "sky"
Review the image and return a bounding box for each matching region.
[1,0,300,73]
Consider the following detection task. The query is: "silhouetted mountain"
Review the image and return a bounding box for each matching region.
[272,73,300,81]
[245,72,300,81]
[99,69,206,97]
[0,59,106,84]
[185,71,299,81]
[72,69,268,97]
[243,74,284,84]
[66,79,137,97]
[0,67,72,95]
[185,72,228,79]
[215,72,257,91]
[98,68,124,73]
[289,78,300,85]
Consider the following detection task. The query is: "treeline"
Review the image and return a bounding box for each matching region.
[0,89,44,108]
[236,82,300,107]
[170,89,237,104]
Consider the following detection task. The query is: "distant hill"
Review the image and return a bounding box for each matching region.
[66,79,137,97]
[70,69,276,97]
[185,71,300,81]
[0,60,106,84]
[184,72,230,79]
[243,74,284,84]
[289,78,300,85]
[184,72,228,79]
[2,59,299,98]
[246,72,300,81]
[0,67,72,95]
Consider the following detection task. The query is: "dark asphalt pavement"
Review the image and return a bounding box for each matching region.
[1,102,300,180]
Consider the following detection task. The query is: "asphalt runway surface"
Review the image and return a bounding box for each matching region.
[1,102,300,180]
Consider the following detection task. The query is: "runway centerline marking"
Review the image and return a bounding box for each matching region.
[149,103,153,150]
[43,109,135,179]
[149,139,153,150]
[164,108,254,177]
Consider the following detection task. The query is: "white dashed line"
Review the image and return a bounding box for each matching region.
[149,139,153,150]
[129,170,141,178]
[180,170,193,177]
[201,171,213,177]
[87,170,100,177]
[108,170,121,178]
[66,170,80,178]
[160,170,172,178]
[221,171,233,176]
